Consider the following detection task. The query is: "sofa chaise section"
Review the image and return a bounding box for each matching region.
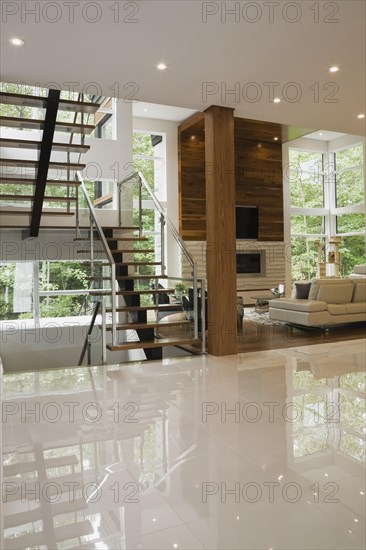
[269,278,366,328]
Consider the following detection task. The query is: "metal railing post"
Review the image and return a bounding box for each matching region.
[89,215,94,276]
[160,214,165,275]
[138,177,142,238]
[200,279,206,353]
[75,184,79,236]
[87,336,92,366]
[111,264,117,346]
[102,298,107,365]
[192,264,198,339]
[33,262,40,325]
[118,179,122,227]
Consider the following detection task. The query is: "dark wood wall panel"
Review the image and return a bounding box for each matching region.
[178,114,284,242]
[234,120,283,242]
[178,116,206,240]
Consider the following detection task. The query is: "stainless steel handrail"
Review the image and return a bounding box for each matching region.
[76,172,117,345]
[118,171,199,339]
[118,172,195,268]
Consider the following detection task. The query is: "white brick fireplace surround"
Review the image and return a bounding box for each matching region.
[185,240,287,305]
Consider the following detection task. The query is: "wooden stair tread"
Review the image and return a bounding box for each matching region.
[111,249,155,254]
[113,261,161,266]
[86,275,168,280]
[90,288,175,296]
[0,177,80,186]
[0,209,74,216]
[0,137,90,153]
[0,194,76,202]
[0,116,95,134]
[0,91,100,113]
[106,319,190,330]
[107,337,199,352]
[102,226,140,231]
[0,158,86,170]
[107,304,182,312]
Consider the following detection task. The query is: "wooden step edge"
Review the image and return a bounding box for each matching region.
[0,138,90,152]
[0,195,77,202]
[107,337,200,352]
[99,237,149,242]
[115,262,161,267]
[86,275,168,280]
[111,248,155,254]
[106,304,182,313]
[0,182,80,187]
[105,320,190,331]
[102,226,140,230]
[0,210,75,216]
[0,159,86,169]
[0,116,95,134]
[0,91,101,113]
[89,288,176,296]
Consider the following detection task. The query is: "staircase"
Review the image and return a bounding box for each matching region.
[0,86,205,363]
[76,173,204,364]
[0,89,99,236]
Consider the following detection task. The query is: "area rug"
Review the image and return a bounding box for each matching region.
[243,307,284,326]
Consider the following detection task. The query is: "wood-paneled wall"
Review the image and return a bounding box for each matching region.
[178,115,206,239]
[178,114,284,242]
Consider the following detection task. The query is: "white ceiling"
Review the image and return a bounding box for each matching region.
[303,130,346,141]
[133,101,197,122]
[1,0,365,135]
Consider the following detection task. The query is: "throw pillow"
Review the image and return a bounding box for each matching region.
[308,283,319,300]
[295,282,312,299]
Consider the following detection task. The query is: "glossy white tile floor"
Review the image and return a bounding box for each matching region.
[1,339,365,549]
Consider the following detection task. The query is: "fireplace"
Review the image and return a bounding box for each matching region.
[236,250,266,277]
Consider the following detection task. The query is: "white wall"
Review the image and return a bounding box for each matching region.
[133,117,180,274]
[0,318,135,372]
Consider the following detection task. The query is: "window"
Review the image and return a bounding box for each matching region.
[0,261,90,322]
[289,142,365,280]
[289,150,324,208]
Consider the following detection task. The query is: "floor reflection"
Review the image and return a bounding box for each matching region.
[2,341,365,549]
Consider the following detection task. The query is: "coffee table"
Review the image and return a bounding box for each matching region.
[250,295,275,313]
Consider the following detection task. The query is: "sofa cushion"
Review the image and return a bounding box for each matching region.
[354,264,366,274]
[270,299,327,312]
[327,304,348,315]
[352,280,366,303]
[295,282,312,299]
[317,283,354,304]
[308,283,319,300]
[346,302,366,314]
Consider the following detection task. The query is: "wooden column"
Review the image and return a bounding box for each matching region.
[205,106,237,355]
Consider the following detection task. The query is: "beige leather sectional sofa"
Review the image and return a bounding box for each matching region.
[269,277,366,328]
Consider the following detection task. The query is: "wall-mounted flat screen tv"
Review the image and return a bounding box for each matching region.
[235,206,259,239]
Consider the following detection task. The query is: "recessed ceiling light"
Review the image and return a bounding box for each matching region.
[9,37,25,47]
[273,98,281,104]
[157,63,167,70]
[319,132,323,136]
[329,66,339,73]
[274,137,279,141]
[144,108,148,112]
[357,113,365,119]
